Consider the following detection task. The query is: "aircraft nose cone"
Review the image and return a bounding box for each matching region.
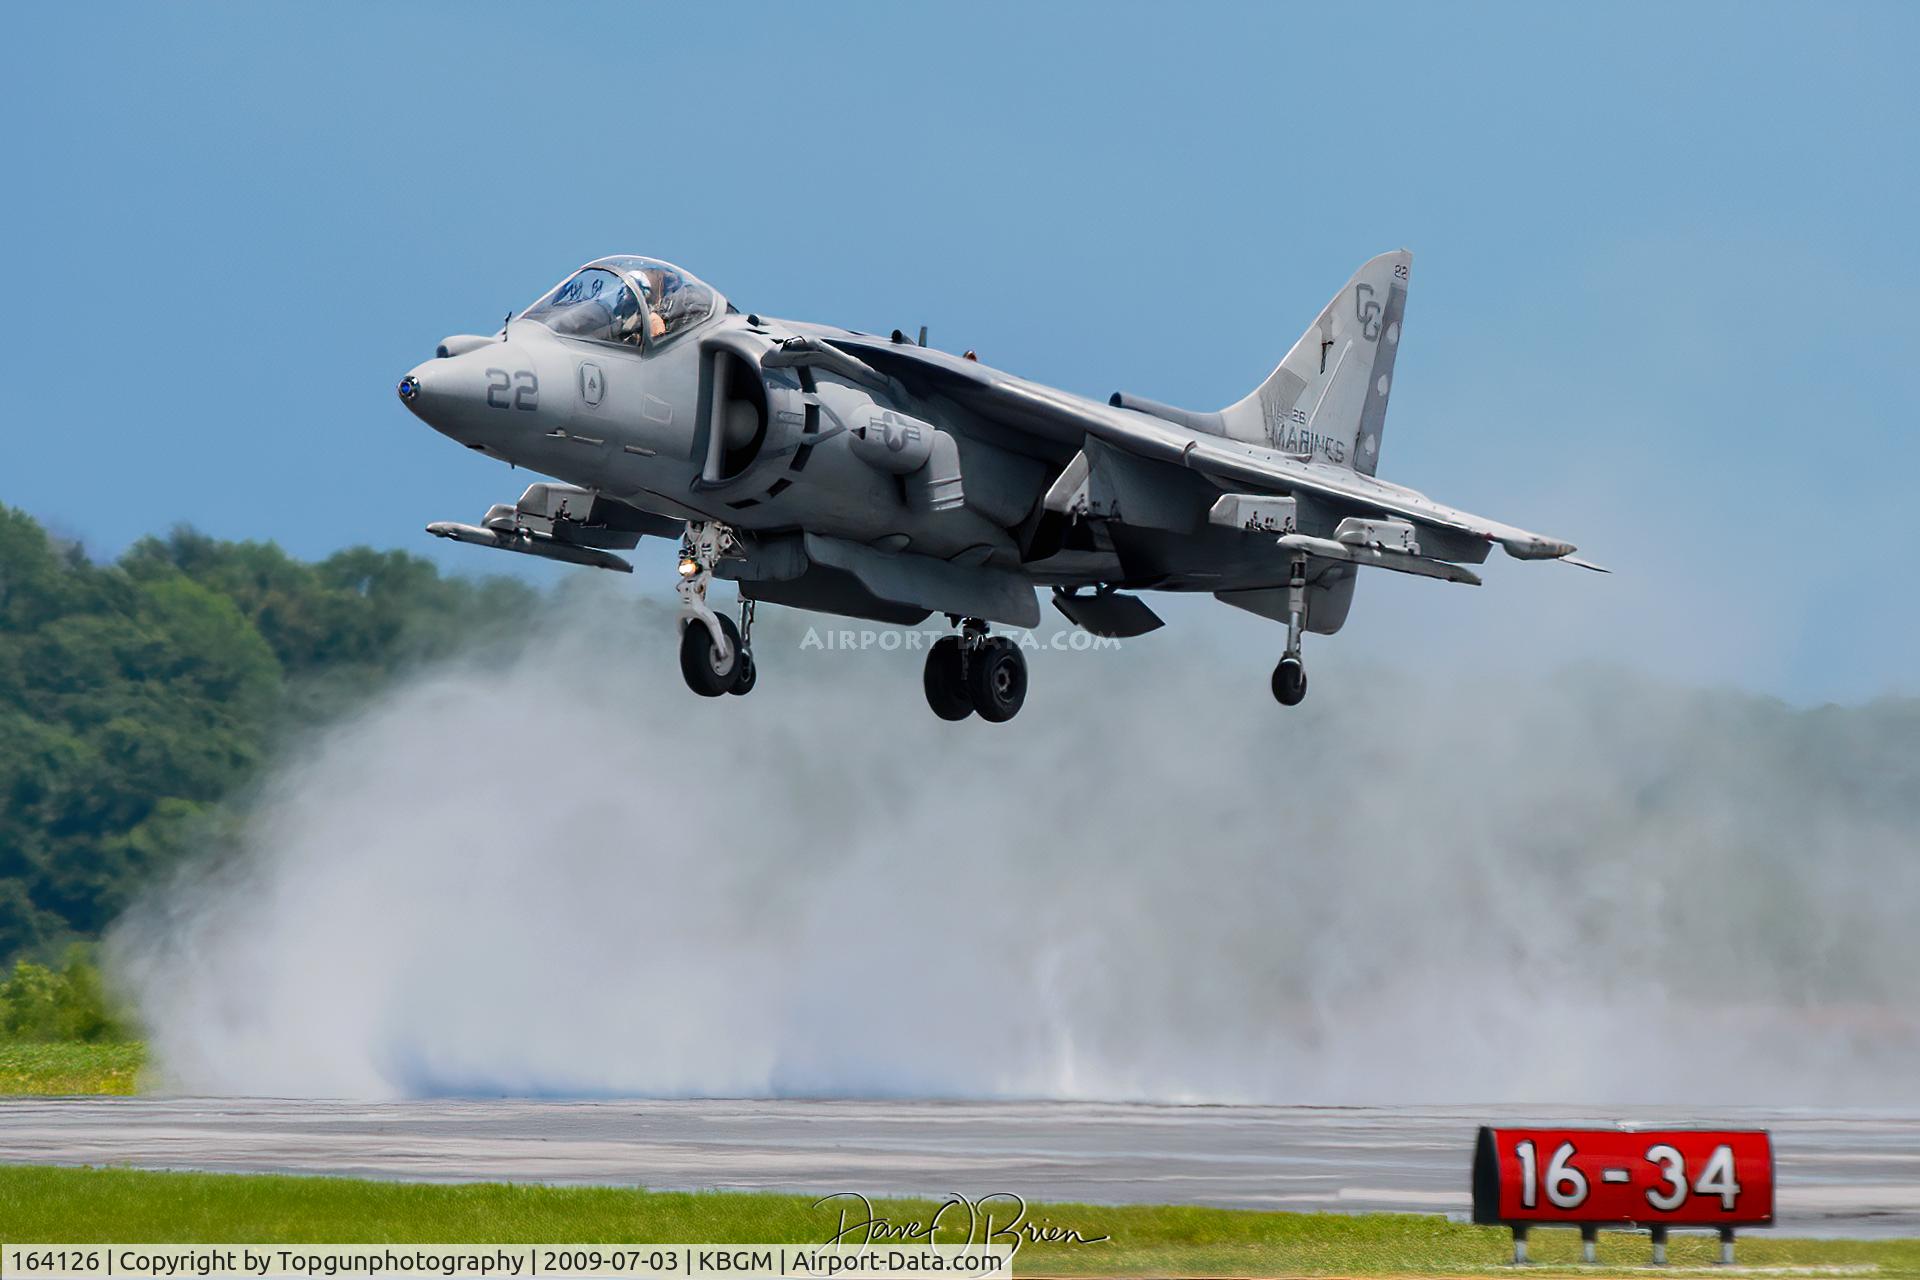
[396,349,514,450]
[396,360,437,420]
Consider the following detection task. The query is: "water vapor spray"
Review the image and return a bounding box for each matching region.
[110,587,1920,1102]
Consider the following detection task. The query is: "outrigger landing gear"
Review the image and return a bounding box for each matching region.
[922,617,1027,723]
[676,521,756,697]
[1271,553,1309,707]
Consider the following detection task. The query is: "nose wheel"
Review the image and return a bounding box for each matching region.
[680,611,754,696]
[922,619,1027,722]
[676,522,757,697]
[1271,553,1310,707]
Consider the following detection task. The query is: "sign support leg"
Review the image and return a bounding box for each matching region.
[1719,1227,1735,1266]
[1511,1225,1529,1266]
[1580,1225,1597,1264]
[1651,1225,1669,1266]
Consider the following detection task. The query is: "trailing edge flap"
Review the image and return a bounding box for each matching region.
[828,334,1583,565]
[802,533,1040,627]
[1041,444,1210,535]
[1080,436,1211,533]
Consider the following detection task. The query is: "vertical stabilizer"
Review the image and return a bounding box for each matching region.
[1219,250,1410,475]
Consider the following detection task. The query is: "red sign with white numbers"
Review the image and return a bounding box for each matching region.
[1472,1127,1774,1226]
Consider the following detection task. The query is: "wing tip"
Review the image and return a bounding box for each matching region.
[1497,536,1609,572]
[1499,537,1578,561]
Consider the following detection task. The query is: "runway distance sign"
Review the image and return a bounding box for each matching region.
[1473,1126,1774,1227]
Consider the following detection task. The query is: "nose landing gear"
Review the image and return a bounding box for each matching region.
[1271,553,1310,707]
[922,618,1028,722]
[676,521,757,697]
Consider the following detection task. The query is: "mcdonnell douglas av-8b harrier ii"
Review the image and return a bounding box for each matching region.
[398,251,1599,722]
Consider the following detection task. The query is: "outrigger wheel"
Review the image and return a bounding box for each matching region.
[1271,655,1308,706]
[680,614,751,697]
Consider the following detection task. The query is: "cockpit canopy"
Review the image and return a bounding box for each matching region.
[520,256,719,350]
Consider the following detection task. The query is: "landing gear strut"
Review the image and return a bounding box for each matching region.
[922,618,1027,723]
[676,521,756,697]
[1271,553,1309,707]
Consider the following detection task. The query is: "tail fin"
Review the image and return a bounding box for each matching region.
[1219,250,1410,475]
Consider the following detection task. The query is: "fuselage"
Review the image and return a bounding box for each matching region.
[399,255,1362,614]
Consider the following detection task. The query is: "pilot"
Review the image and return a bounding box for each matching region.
[607,284,648,347]
[634,268,678,342]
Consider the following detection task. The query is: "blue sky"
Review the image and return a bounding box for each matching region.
[2,2,1914,702]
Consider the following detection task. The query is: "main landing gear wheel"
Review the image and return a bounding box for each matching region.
[1271,655,1308,706]
[681,613,746,697]
[967,635,1028,723]
[922,635,974,720]
[921,624,1028,723]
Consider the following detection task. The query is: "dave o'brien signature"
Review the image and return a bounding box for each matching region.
[815,1191,1110,1252]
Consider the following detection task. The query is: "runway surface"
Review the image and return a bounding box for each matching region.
[4,1099,1918,1237]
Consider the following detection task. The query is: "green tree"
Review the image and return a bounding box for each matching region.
[0,948,130,1042]
[0,505,539,966]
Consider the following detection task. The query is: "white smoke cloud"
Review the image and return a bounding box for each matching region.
[108,584,1920,1103]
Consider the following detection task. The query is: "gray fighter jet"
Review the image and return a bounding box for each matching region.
[399,251,1597,722]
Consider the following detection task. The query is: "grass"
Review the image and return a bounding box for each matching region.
[0,1166,1917,1277]
[0,1042,143,1095]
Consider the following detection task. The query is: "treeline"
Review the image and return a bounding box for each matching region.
[0,505,540,965]
[0,948,126,1042]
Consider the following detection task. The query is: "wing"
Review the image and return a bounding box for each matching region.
[826,334,1594,567]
